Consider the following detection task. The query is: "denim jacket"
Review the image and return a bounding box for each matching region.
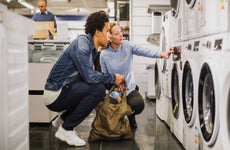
[45,34,115,91]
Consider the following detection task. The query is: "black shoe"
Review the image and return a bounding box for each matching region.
[128,115,137,129]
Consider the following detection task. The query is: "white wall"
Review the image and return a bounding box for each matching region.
[57,17,117,42]
[147,0,170,5]
[57,20,86,42]
[130,0,159,97]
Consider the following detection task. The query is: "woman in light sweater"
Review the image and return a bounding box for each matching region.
[100,22,173,129]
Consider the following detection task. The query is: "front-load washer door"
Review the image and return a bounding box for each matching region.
[155,63,161,100]
[182,62,194,125]
[198,63,215,142]
[171,63,180,119]
[185,0,196,8]
[170,0,180,17]
[161,28,167,73]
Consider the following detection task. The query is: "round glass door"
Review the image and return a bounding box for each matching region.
[171,64,180,119]
[185,0,196,8]
[161,29,167,73]
[182,62,194,124]
[198,64,215,142]
[170,0,180,17]
[155,64,161,100]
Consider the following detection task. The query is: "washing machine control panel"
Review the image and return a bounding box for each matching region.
[173,46,181,61]
[214,39,223,51]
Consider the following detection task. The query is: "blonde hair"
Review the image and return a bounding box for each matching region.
[109,22,117,34]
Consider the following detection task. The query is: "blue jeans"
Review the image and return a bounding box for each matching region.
[47,81,105,130]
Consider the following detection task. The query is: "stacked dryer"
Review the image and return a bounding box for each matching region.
[168,0,185,145]
[182,0,204,147]
[155,11,172,124]
[182,0,230,150]
[182,38,203,150]
[197,1,229,150]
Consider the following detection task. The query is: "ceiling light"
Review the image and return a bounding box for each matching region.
[18,0,35,10]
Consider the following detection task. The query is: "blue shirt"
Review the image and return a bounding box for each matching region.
[45,34,115,91]
[100,41,161,95]
[32,10,57,29]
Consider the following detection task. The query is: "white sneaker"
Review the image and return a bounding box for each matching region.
[52,115,63,128]
[55,126,86,146]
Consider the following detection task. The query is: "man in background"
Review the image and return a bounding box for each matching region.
[32,0,57,32]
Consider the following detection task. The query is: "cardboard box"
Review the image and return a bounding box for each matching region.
[33,21,56,39]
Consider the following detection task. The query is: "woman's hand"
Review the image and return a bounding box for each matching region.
[160,46,178,59]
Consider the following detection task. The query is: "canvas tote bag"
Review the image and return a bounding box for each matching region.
[88,82,133,141]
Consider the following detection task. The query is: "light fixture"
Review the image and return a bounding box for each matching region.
[18,0,35,10]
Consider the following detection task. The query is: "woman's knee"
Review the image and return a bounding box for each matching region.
[133,99,145,114]
[128,97,145,115]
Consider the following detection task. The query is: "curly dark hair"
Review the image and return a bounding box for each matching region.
[85,11,109,36]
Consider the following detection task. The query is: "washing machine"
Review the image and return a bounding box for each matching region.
[219,49,230,150]
[210,33,230,150]
[220,56,230,150]
[155,11,172,122]
[197,34,228,150]
[170,41,184,144]
[200,0,230,36]
[161,11,175,132]
[184,0,204,39]
[182,38,203,150]
[170,0,185,42]
[154,60,164,120]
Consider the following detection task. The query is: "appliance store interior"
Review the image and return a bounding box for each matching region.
[1,0,229,149]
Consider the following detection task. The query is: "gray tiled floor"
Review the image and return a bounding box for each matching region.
[29,99,185,150]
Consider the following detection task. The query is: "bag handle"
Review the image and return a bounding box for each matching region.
[105,80,127,103]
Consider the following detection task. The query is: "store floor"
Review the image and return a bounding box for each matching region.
[29,99,185,150]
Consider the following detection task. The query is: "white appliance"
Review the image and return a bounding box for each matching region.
[220,63,230,150]
[170,0,185,42]
[197,34,227,150]
[200,0,230,36]
[170,42,184,145]
[184,0,204,39]
[168,0,185,135]
[0,4,34,150]
[204,32,230,150]
[182,38,204,150]
[154,59,164,120]
[219,33,230,150]
[146,64,156,99]
[184,0,230,38]
[159,11,172,99]
[219,47,230,150]
[28,40,69,123]
[155,11,172,123]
